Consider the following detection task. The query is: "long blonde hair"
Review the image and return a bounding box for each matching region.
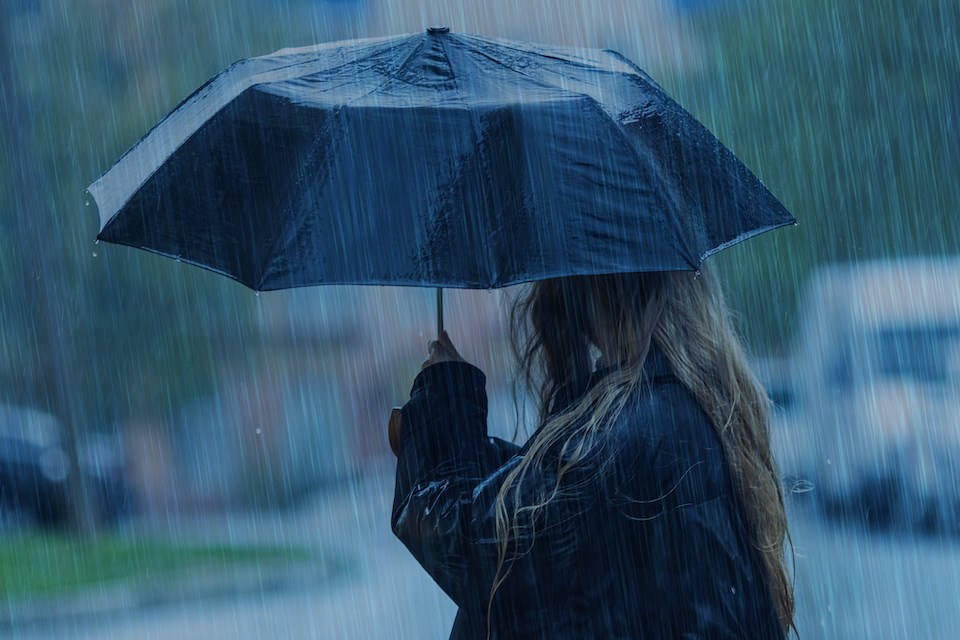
[489,266,796,637]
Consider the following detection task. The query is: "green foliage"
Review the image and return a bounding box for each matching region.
[659,0,960,351]
[0,1,335,423]
[0,531,315,598]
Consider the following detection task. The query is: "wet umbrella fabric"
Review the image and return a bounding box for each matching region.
[87,28,796,292]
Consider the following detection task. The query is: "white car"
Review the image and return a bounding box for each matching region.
[789,258,960,532]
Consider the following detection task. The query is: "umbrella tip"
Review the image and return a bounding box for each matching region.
[427,26,450,35]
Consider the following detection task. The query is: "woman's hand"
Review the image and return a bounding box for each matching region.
[420,330,466,370]
[389,331,468,457]
[388,407,403,457]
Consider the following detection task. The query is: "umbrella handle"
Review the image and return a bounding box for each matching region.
[436,287,443,337]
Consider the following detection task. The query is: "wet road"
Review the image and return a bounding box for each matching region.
[6,463,960,639]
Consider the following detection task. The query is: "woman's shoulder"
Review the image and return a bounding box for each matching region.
[614,345,722,449]
[605,377,731,507]
[617,375,720,452]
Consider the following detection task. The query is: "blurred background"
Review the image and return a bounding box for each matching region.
[1,0,959,638]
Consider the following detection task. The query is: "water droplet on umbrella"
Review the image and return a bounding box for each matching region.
[92,251,97,258]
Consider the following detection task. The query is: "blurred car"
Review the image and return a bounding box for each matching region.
[790,258,960,533]
[0,405,131,529]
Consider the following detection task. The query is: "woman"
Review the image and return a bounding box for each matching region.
[389,267,795,639]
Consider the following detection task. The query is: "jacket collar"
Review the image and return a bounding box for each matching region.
[594,341,673,384]
[548,341,674,415]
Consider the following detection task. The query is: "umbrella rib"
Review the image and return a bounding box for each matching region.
[698,219,797,265]
[266,32,410,59]
[438,36,500,288]
[458,32,614,72]
[455,45,564,95]
[252,34,422,84]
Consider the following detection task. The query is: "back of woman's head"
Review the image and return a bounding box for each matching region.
[509,271,665,417]
[499,266,796,637]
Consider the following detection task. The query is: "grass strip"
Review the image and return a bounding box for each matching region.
[0,532,314,598]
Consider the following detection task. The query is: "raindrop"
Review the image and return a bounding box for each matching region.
[92,251,98,258]
[794,221,800,227]
[254,291,260,297]
[255,428,262,435]
[94,239,100,245]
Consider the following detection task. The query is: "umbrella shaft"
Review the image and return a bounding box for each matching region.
[436,287,443,336]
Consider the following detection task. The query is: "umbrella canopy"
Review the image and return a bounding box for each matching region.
[87,27,796,292]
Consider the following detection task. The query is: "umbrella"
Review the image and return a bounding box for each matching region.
[85,27,796,333]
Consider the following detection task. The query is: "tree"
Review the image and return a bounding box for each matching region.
[0,1,273,534]
[661,0,960,351]
[1,3,101,535]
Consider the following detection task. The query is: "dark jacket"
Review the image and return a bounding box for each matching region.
[391,343,785,639]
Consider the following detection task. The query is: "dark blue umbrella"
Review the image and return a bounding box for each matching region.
[86,27,796,332]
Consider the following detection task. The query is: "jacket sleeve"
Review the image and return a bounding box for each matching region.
[393,361,520,488]
[390,361,526,607]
